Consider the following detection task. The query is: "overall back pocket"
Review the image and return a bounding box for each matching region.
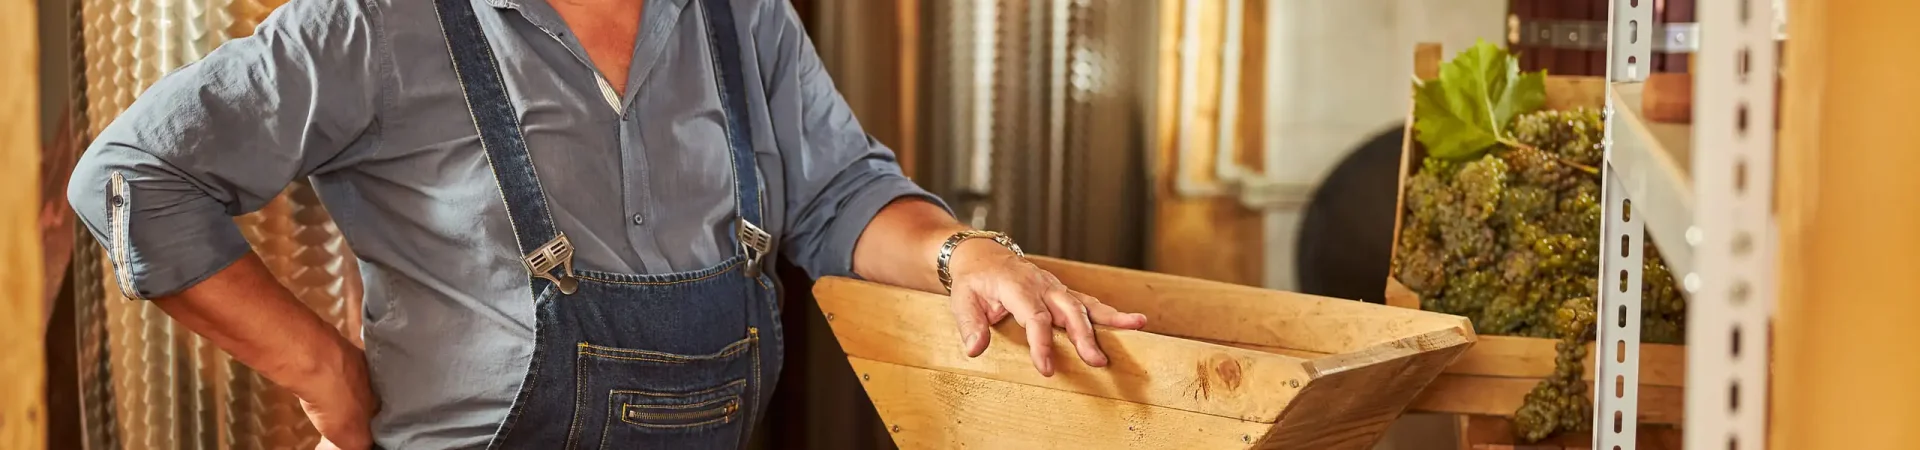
[572,336,756,450]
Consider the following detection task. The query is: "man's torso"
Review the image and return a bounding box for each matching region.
[315,1,790,447]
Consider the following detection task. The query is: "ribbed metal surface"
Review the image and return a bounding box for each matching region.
[925,0,1149,266]
[73,241,121,450]
[83,1,234,446]
[81,0,359,448]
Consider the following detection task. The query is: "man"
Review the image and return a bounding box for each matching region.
[67,0,1147,448]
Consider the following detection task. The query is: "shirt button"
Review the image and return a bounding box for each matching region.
[631,213,644,225]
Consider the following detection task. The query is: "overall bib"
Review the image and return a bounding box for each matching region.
[434,0,785,448]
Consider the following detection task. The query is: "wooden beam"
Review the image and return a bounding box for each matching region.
[1032,257,1474,355]
[1445,336,1685,388]
[815,277,1312,423]
[1259,329,1473,450]
[1456,415,1683,450]
[850,357,1268,450]
[1147,0,1266,286]
[0,0,44,446]
[1774,0,1920,448]
[1410,375,1684,425]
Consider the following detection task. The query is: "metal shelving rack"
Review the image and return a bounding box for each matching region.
[1598,0,1780,448]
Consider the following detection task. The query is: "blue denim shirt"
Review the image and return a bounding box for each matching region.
[65,0,939,447]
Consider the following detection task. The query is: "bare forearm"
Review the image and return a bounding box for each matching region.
[151,252,367,402]
[852,198,1014,293]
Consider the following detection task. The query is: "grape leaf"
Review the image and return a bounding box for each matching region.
[1414,41,1546,161]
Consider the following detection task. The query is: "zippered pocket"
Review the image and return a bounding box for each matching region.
[619,394,740,428]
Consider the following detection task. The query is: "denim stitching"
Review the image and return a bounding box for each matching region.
[564,346,586,450]
[748,326,760,433]
[576,337,751,364]
[608,379,747,399]
[574,260,741,286]
[626,396,735,411]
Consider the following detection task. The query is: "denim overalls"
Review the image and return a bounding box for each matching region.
[434,0,784,448]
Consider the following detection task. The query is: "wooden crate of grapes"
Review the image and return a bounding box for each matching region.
[816,256,1477,449]
[1385,43,1688,443]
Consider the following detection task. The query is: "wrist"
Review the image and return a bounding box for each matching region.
[935,229,1025,293]
[287,336,373,405]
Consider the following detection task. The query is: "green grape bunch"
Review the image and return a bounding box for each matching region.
[1394,107,1688,442]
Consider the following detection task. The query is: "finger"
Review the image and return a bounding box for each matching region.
[315,438,344,450]
[948,291,992,357]
[1049,290,1108,367]
[997,288,1056,377]
[984,300,1010,324]
[1078,292,1148,329]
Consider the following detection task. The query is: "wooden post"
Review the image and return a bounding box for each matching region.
[1149,0,1268,286]
[0,0,45,447]
[1774,0,1920,448]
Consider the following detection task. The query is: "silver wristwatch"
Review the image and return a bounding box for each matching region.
[937,230,1025,294]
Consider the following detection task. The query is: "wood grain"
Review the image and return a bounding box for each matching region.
[1257,330,1473,450]
[1,0,44,447]
[815,277,1312,422]
[851,357,1267,450]
[1446,336,1685,387]
[1033,257,1474,355]
[1410,375,1684,425]
[1775,0,1920,448]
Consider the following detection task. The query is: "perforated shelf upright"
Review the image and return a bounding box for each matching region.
[1597,0,1781,449]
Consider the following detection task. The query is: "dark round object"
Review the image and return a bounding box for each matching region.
[1294,125,1407,304]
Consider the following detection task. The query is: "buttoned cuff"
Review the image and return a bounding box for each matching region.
[816,176,951,280]
[73,168,254,300]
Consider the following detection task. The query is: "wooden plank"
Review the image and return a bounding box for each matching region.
[0,0,43,446]
[1541,76,1607,111]
[850,357,1268,450]
[1032,257,1474,356]
[815,277,1312,423]
[1196,338,1329,360]
[1257,330,1474,450]
[1641,73,1693,124]
[1409,375,1684,425]
[1445,336,1685,387]
[1458,415,1683,450]
[1775,0,1920,448]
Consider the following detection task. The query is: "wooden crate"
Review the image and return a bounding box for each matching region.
[815,256,1476,449]
[1385,44,1687,427]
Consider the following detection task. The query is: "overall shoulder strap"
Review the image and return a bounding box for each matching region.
[434,0,577,295]
[699,0,773,277]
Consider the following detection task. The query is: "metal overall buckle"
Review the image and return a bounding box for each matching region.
[738,218,772,279]
[525,233,580,295]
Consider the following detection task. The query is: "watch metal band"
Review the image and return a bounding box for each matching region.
[937,230,1025,294]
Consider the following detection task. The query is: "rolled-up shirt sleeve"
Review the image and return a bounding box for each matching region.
[68,0,387,299]
[752,0,950,279]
